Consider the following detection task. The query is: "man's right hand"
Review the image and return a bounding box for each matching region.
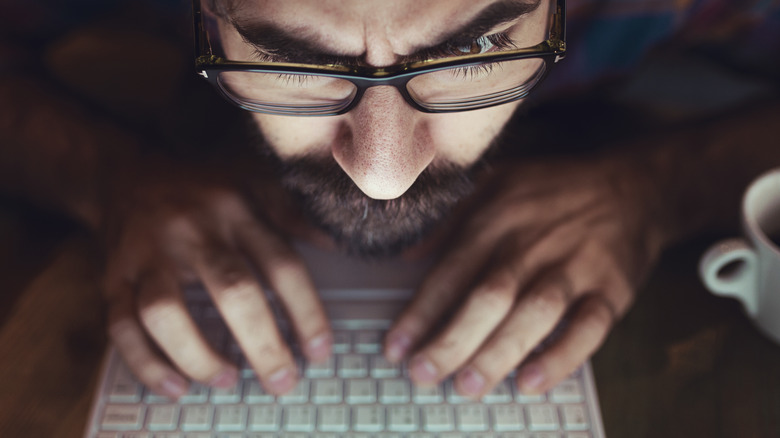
[100,162,332,398]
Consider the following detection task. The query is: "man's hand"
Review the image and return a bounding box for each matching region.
[385,156,666,397]
[101,162,331,398]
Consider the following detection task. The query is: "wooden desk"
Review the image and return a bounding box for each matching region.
[1,204,779,438]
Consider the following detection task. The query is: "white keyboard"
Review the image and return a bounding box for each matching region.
[84,293,606,438]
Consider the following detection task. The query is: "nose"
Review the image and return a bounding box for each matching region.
[331,86,435,200]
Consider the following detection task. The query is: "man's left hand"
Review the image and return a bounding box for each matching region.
[384,156,666,397]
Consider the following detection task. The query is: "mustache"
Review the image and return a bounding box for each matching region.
[275,154,475,258]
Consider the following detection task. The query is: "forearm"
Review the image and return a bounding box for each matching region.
[624,99,780,249]
[0,74,140,229]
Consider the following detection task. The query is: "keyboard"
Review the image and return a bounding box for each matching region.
[84,291,606,438]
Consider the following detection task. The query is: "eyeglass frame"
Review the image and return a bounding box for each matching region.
[192,0,566,116]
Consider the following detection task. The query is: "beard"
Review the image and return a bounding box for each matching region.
[267,153,476,259]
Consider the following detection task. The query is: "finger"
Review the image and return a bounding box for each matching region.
[403,222,583,385]
[386,219,577,363]
[194,245,300,396]
[515,293,615,394]
[237,222,332,362]
[135,268,238,388]
[406,255,527,387]
[384,232,507,363]
[453,270,573,398]
[105,280,189,399]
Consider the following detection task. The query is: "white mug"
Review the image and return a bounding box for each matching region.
[699,168,780,343]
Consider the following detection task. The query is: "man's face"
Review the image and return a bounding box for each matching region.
[212,0,550,256]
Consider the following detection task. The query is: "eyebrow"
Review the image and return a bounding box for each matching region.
[230,0,543,65]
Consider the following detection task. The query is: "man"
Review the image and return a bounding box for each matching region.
[1,0,779,401]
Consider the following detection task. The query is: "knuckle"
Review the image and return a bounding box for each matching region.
[473,272,518,312]
[490,330,532,363]
[137,299,179,333]
[525,287,568,319]
[580,296,615,332]
[161,212,202,242]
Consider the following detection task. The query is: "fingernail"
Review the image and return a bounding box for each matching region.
[266,366,297,394]
[209,368,238,388]
[409,355,438,385]
[305,333,332,361]
[385,331,412,362]
[518,364,546,392]
[160,374,188,398]
[457,367,485,397]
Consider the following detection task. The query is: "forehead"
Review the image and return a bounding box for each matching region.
[223,0,535,56]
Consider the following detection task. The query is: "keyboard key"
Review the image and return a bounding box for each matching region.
[422,405,454,432]
[248,405,281,431]
[278,434,309,438]
[515,391,546,403]
[146,404,179,431]
[380,378,411,403]
[346,379,376,404]
[116,433,150,438]
[101,404,144,430]
[456,404,489,431]
[149,433,183,438]
[333,332,351,353]
[483,381,513,403]
[561,405,589,431]
[285,405,317,431]
[566,433,592,438]
[388,405,419,431]
[215,405,247,431]
[439,433,467,438]
[526,404,559,431]
[180,405,213,431]
[550,380,584,403]
[353,405,385,431]
[371,355,401,378]
[278,380,310,404]
[445,381,471,404]
[244,380,275,404]
[408,433,436,438]
[306,356,336,378]
[318,405,350,432]
[355,331,382,353]
[412,384,444,403]
[108,363,143,403]
[312,379,343,404]
[470,433,496,438]
[492,405,525,431]
[339,354,369,377]
[179,383,210,404]
[211,382,243,404]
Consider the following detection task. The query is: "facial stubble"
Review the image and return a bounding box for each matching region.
[270,154,475,258]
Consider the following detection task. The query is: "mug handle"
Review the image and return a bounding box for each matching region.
[698,238,759,317]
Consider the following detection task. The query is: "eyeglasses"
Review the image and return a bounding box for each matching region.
[193,0,566,116]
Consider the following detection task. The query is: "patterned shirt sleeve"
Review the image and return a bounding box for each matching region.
[539,0,780,95]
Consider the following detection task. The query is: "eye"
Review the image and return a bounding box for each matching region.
[456,36,497,55]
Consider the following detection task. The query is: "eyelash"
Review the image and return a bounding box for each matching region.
[427,32,516,59]
[254,31,515,65]
[256,31,515,84]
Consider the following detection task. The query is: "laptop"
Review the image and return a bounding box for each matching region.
[83,241,606,438]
